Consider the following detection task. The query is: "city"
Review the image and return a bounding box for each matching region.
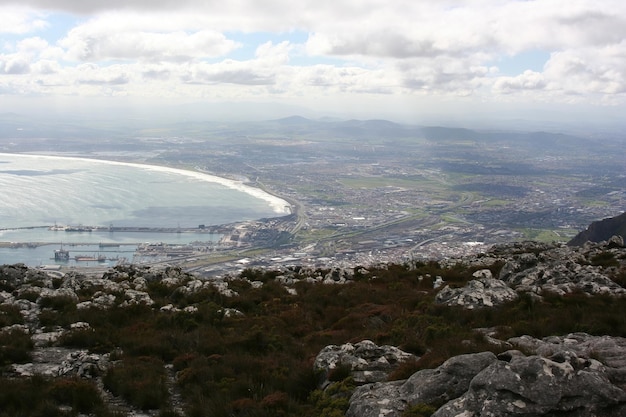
[5,117,622,276]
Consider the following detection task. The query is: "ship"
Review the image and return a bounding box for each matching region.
[99,243,120,248]
[54,248,70,261]
[65,226,94,232]
[74,254,107,262]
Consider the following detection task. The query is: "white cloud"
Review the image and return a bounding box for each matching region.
[1,55,30,74]
[1,1,626,119]
[493,70,547,94]
[59,14,240,62]
[0,6,48,34]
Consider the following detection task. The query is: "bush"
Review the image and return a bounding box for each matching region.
[590,251,619,267]
[39,295,77,312]
[0,329,33,365]
[58,328,114,353]
[103,356,169,411]
[402,403,437,417]
[49,377,104,413]
[0,375,113,417]
[0,304,23,327]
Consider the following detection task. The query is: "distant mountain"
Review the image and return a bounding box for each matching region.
[568,212,626,246]
[271,115,316,125]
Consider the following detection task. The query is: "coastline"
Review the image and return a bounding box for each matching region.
[0,152,291,215]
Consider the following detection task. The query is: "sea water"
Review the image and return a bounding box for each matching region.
[0,153,290,266]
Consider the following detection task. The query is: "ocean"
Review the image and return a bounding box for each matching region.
[0,153,290,266]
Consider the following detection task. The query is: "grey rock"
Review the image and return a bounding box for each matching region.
[314,340,417,385]
[32,329,63,347]
[119,289,154,307]
[509,332,626,385]
[58,350,110,378]
[433,353,626,417]
[346,352,497,417]
[0,290,15,304]
[346,380,406,417]
[505,262,624,295]
[435,276,518,309]
[607,235,624,248]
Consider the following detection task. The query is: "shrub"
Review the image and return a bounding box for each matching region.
[48,377,104,413]
[327,363,352,382]
[387,359,421,381]
[590,251,619,267]
[0,304,23,327]
[103,356,169,411]
[58,328,114,353]
[0,375,113,417]
[402,403,437,417]
[0,329,33,365]
[39,295,77,312]
[307,377,355,417]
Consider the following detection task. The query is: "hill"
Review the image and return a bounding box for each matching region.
[568,211,626,246]
[0,237,625,416]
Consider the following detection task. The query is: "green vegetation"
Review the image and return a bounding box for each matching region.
[517,228,564,242]
[0,376,114,417]
[338,177,437,190]
[0,259,625,415]
[402,403,438,417]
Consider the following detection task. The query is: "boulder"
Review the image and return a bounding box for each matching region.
[346,352,497,417]
[509,333,626,385]
[503,262,625,296]
[314,340,417,385]
[346,335,626,417]
[57,350,110,378]
[433,353,626,417]
[119,289,154,306]
[436,273,518,309]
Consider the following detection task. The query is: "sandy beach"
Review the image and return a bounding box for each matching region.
[0,153,291,215]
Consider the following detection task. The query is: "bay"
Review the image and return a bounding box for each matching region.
[0,153,290,266]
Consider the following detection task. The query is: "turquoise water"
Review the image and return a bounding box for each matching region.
[0,153,289,266]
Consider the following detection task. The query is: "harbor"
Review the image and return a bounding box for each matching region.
[0,224,223,268]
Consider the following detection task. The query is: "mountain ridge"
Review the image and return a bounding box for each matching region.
[568,211,626,246]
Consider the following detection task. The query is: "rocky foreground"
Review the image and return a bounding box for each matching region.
[1,237,625,416]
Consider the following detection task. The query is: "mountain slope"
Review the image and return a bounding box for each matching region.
[568,211,626,246]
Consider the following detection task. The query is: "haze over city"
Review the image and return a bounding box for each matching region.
[1,0,625,128]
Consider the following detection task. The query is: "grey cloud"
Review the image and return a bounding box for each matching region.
[142,69,171,80]
[61,29,238,63]
[0,0,203,13]
[183,69,275,86]
[493,71,546,94]
[322,33,442,59]
[3,58,30,74]
[557,11,626,45]
[78,73,129,85]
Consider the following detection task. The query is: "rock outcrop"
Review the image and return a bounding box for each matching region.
[347,352,497,417]
[345,333,626,417]
[314,340,417,386]
[433,238,626,309]
[568,211,626,246]
[434,351,626,417]
[435,269,518,309]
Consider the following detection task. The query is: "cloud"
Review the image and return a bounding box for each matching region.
[544,47,626,96]
[1,56,30,74]
[0,6,48,34]
[59,14,240,62]
[1,0,626,117]
[493,70,547,94]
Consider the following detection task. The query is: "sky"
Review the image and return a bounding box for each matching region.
[1,0,626,126]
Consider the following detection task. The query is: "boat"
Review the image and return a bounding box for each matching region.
[74,254,107,262]
[99,243,120,248]
[54,248,70,261]
[65,226,94,232]
[99,242,120,247]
